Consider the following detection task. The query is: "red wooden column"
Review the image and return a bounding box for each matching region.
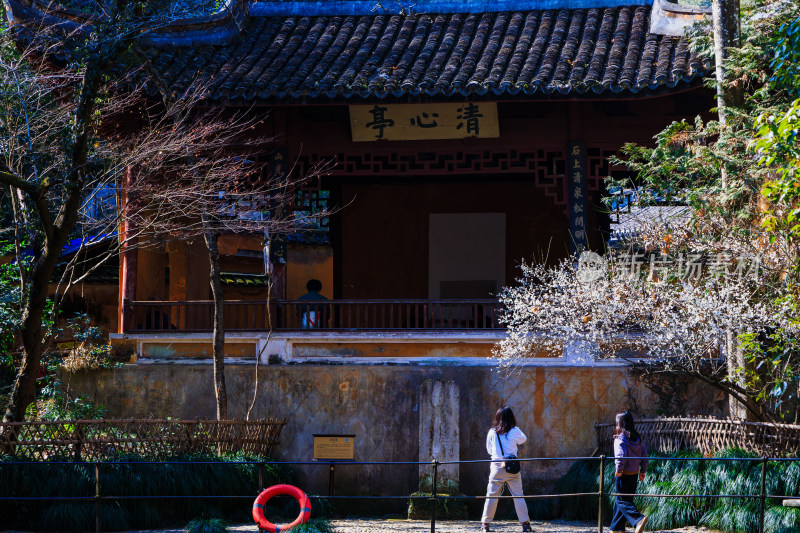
[268,107,289,303]
[118,166,138,333]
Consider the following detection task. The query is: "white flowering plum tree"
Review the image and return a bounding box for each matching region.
[496,234,798,422]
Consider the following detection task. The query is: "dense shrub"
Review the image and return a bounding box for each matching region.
[0,453,306,532]
[550,449,800,533]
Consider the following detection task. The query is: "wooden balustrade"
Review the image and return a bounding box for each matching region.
[124,299,503,332]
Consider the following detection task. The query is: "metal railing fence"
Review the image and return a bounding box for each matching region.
[1,455,798,533]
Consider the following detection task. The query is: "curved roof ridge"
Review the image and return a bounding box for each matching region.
[251,0,654,17]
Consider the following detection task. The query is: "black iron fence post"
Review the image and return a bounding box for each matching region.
[431,459,438,533]
[598,455,605,533]
[95,461,101,533]
[329,463,335,497]
[759,456,768,533]
[258,461,265,491]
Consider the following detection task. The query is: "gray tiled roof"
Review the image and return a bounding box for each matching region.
[139,5,708,102]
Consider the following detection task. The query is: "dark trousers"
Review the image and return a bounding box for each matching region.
[610,474,645,531]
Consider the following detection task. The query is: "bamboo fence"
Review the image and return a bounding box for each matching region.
[0,418,286,460]
[596,417,800,456]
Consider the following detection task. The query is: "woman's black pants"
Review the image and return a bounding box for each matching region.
[610,474,645,531]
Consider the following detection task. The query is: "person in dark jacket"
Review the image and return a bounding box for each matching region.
[297,279,329,328]
[612,411,649,533]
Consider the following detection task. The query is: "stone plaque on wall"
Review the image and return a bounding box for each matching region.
[313,434,356,460]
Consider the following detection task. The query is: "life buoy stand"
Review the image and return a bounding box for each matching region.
[252,484,312,532]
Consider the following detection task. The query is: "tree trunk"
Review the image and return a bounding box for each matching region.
[726,330,761,420]
[203,219,227,420]
[712,0,742,120]
[4,242,63,422]
[712,0,742,187]
[3,179,87,423]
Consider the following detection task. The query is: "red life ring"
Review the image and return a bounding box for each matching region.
[252,484,312,533]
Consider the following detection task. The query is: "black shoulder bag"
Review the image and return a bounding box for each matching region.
[497,431,521,474]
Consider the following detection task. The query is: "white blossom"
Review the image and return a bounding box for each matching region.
[496,228,797,378]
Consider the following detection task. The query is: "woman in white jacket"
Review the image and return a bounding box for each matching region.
[481,406,532,532]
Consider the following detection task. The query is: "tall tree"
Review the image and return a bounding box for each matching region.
[0,0,245,422]
[119,87,330,420]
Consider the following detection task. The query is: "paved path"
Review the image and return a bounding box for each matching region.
[121,519,721,532]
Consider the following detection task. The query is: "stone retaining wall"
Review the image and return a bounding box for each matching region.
[66,363,722,503]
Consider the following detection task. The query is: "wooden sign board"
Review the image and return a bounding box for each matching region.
[313,434,355,460]
[350,102,499,142]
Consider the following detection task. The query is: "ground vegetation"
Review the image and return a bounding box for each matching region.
[548,450,800,533]
[0,452,307,532]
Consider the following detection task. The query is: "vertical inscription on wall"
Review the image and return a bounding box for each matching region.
[268,148,288,264]
[567,142,589,254]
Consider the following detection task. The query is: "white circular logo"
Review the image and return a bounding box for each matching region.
[576,251,607,284]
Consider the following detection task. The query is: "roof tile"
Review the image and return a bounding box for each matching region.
[143,5,708,101]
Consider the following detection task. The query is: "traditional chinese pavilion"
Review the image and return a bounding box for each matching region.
[8,0,721,500]
[103,0,712,345]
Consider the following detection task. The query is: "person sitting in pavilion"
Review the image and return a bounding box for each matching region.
[297,279,329,328]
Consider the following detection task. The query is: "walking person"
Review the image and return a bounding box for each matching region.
[611,411,649,533]
[481,406,532,532]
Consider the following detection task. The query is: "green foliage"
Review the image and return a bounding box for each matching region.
[552,457,605,520]
[0,453,293,532]
[753,97,800,242]
[408,476,467,519]
[739,330,800,419]
[185,516,229,533]
[555,450,800,533]
[291,519,335,533]
[605,0,800,422]
[771,15,800,96]
[22,312,120,421]
[0,239,25,384]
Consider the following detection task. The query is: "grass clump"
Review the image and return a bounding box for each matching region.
[292,519,335,532]
[185,517,229,533]
[408,477,467,519]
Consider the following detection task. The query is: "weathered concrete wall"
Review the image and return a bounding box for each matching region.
[66,363,722,502]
